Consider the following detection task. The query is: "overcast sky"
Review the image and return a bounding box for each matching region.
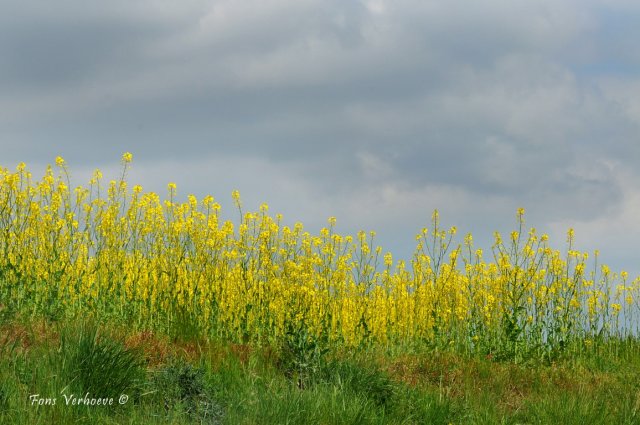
[1,0,639,277]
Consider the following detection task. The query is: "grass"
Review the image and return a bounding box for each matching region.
[1,314,640,424]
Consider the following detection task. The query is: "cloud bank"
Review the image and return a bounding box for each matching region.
[1,0,639,274]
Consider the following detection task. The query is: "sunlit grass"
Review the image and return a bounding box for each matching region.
[1,316,639,424]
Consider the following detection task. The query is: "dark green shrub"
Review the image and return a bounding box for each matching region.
[151,358,223,424]
[278,321,329,389]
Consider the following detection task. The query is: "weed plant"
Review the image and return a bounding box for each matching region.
[149,357,223,424]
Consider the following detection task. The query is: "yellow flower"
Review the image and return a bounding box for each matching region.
[3,154,639,354]
[92,169,103,182]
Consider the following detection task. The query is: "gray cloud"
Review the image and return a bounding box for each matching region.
[1,0,640,275]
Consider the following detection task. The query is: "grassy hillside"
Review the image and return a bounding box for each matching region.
[1,315,640,424]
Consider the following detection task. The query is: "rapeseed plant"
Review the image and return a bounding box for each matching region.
[0,155,638,361]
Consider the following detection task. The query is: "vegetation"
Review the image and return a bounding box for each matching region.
[1,154,639,423]
[1,316,639,424]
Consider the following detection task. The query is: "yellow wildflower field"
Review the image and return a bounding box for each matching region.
[1,154,638,360]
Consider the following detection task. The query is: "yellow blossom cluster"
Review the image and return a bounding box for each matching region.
[1,155,638,353]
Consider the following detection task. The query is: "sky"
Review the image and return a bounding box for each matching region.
[1,0,640,278]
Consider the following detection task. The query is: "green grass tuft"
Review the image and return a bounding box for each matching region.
[58,320,146,402]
